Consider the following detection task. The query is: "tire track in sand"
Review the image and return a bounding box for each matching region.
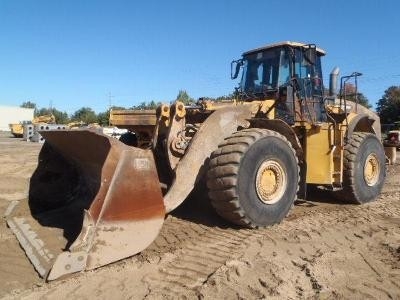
[142,216,262,298]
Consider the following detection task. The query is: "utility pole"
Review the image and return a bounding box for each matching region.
[108,92,114,109]
[107,92,114,126]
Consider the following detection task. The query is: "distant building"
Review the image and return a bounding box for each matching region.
[0,105,34,131]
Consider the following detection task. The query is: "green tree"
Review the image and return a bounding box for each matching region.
[20,101,36,109]
[97,111,109,126]
[199,94,234,101]
[130,101,161,110]
[36,107,70,124]
[175,90,194,105]
[216,94,234,101]
[20,101,38,115]
[376,86,400,124]
[52,110,70,124]
[71,107,98,124]
[97,106,126,126]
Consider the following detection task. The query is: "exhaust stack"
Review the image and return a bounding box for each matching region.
[329,67,340,97]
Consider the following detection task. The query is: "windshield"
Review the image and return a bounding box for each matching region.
[237,46,324,100]
[240,48,282,95]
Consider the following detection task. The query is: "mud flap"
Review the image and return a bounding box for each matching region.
[5,129,165,280]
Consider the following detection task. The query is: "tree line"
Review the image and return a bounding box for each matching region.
[20,90,196,126]
[20,90,233,126]
[20,86,400,127]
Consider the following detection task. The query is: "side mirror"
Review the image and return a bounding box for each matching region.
[304,44,317,65]
[231,59,243,79]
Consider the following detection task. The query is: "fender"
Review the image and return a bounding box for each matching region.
[346,101,381,140]
[347,113,376,138]
[248,118,304,161]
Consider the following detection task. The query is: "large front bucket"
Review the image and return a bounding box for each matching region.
[5,129,165,280]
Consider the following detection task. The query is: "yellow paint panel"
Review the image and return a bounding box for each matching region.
[306,125,334,184]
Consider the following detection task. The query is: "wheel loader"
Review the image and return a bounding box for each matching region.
[5,41,386,280]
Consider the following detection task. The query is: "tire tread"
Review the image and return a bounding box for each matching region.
[206,128,299,227]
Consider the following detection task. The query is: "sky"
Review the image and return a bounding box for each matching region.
[1,0,399,114]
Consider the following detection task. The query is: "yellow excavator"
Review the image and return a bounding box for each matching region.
[6,41,386,280]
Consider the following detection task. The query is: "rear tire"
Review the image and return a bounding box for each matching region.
[207,129,299,227]
[338,132,386,204]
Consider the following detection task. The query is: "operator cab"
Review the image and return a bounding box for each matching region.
[232,41,326,123]
[233,41,325,98]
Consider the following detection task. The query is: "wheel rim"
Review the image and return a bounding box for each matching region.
[255,160,287,205]
[364,153,380,186]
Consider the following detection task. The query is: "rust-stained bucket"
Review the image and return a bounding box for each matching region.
[5,129,165,280]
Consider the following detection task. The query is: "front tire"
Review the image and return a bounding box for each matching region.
[339,132,386,204]
[207,129,299,227]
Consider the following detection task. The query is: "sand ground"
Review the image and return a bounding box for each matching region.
[0,132,399,299]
